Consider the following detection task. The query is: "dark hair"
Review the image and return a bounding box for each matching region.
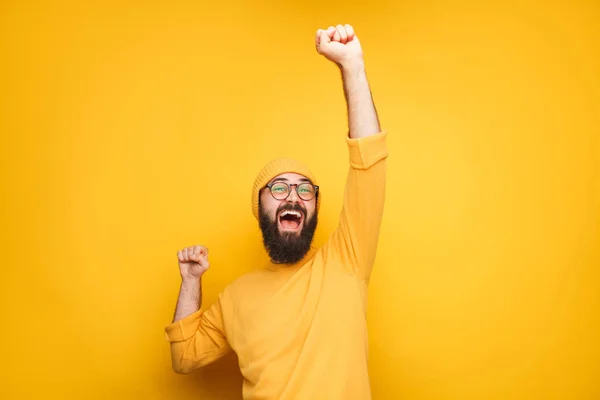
[258,199,318,264]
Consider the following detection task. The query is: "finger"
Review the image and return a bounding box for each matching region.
[333,29,341,42]
[316,31,331,53]
[336,24,347,43]
[327,26,336,38]
[177,250,184,263]
[183,247,191,261]
[344,24,355,41]
[315,29,323,46]
[193,245,201,258]
[187,247,196,261]
[197,247,206,262]
[318,29,331,50]
[188,247,199,262]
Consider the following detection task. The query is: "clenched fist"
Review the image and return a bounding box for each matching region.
[177,245,210,281]
[315,24,363,68]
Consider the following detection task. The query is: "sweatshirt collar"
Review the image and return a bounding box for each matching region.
[266,247,317,271]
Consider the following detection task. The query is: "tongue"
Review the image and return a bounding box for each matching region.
[281,219,300,229]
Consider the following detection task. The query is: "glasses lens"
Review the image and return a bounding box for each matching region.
[270,182,289,199]
[297,183,315,200]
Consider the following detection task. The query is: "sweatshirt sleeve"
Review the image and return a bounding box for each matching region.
[327,131,388,283]
[164,291,232,373]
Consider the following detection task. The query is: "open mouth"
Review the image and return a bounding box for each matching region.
[278,209,304,232]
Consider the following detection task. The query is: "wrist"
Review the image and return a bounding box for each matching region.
[181,276,201,285]
[339,58,365,74]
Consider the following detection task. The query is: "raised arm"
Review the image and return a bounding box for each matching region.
[342,62,381,139]
[316,24,380,139]
[316,24,388,283]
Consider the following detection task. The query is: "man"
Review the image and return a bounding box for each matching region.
[165,23,388,399]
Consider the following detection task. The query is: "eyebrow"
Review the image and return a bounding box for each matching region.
[270,177,312,184]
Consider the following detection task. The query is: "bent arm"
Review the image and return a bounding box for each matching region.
[173,278,201,323]
[165,285,231,373]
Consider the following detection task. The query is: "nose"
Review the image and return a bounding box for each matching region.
[287,185,301,203]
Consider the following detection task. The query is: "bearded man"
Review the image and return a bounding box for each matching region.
[165,23,388,400]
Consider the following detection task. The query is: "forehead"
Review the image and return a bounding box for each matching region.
[268,172,312,185]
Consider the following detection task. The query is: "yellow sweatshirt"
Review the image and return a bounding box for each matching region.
[165,131,388,400]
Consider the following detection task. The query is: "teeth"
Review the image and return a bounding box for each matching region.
[281,210,301,218]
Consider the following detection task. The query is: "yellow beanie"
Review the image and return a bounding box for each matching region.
[251,157,320,220]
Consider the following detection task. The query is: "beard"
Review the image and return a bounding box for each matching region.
[259,202,318,265]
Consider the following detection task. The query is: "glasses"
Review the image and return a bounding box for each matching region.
[265,181,319,201]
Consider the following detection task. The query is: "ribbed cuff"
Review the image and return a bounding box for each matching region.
[346,132,388,169]
[164,309,203,342]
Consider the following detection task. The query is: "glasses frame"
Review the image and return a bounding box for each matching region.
[265,181,319,201]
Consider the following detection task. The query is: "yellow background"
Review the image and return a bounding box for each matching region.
[1,0,598,399]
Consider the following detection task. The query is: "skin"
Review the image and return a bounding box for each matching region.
[172,23,380,323]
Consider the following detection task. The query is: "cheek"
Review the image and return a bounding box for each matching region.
[306,201,317,219]
[260,193,279,219]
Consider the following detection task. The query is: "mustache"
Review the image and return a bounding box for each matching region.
[277,203,306,218]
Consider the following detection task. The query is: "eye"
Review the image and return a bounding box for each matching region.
[271,184,287,193]
[298,184,313,194]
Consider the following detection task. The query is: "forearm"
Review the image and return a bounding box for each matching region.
[172,278,202,322]
[341,61,381,139]
[165,282,231,373]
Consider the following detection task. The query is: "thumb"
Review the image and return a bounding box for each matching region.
[196,257,210,272]
[196,254,209,267]
[189,251,208,265]
[200,259,210,270]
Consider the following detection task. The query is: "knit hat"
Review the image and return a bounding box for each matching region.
[252,157,320,220]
